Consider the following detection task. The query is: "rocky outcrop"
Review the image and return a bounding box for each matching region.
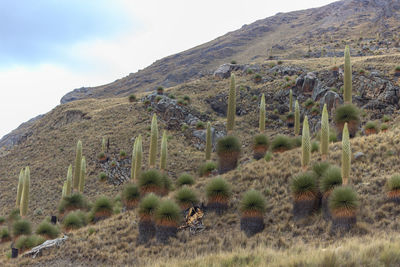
[60,87,92,104]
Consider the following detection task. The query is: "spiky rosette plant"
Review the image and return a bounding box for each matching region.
[160,174,173,196]
[239,190,265,237]
[216,136,241,174]
[12,219,32,238]
[138,169,163,195]
[364,121,379,135]
[334,104,360,138]
[205,122,212,161]
[259,93,266,132]
[290,172,318,219]
[90,196,114,222]
[312,161,331,179]
[16,169,24,208]
[226,73,236,133]
[301,116,311,170]
[62,210,87,231]
[130,139,137,180]
[20,167,30,217]
[58,193,89,217]
[122,183,140,210]
[138,193,159,244]
[206,177,232,214]
[320,166,342,220]
[160,130,168,171]
[79,157,86,193]
[329,186,358,230]
[199,161,217,177]
[73,140,82,191]
[253,134,269,160]
[149,114,159,168]
[175,187,199,210]
[134,135,143,180]
[341,123,351,185]
[36,221,60,240]
[344,45,352,103]
[289,89,293,112]
[177,173,195,187]
[155,200,181,243]
[386,175,400,203]
[0,228,10,243]
[294,100,300,136]
[271,135,292,153]
[320,104,329,160]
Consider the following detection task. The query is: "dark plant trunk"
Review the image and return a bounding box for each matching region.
[11,248,18,258]
[51,216,57,224]
[138,220,156,244]
[321,195,331,220]
[253,146,267,160]
[240,216,264,237]
[156,225,177,244]
[331,215,356,231]
[336,121,359,139]
[218,152,239,174]
[293,198,318,220]
[287,122,294,128]
[207,202,228,215]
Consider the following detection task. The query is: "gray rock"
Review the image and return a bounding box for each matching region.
[354,152,365,161]
[302,72,317,93]
[319,91,342,113]
[213,64,243,79]
[312,81,329,101]
[193,127,225,149]
[60,87,92,104]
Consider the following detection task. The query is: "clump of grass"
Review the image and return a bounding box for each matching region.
[264,152,272,162]
[177,173,195,187]
[119,150,127,159]
[8,208,20,222]
[364,121,379,132]
[0,216,5,225]
[13,219,32,237]
[183,95,191,103]
[36,221,60,239]
[196,121,205,130]
[292,136,302,148]
[320,166,343,193]
[253,134,269,147]
[216,136,241,154]
[311,141,319,153]
[395,66,400,72]
[206,177,232,207]
[138,193,160,219]
[329,186,358,212]
[175,187,199,209]
[387,175,400,191]
[199,161,217,177]
[63,211,88,230]
[311,106,319,115]
[97,152,106,161]
[304,98,314,108]
[381,124,389,131]
[312,161,331,178]
[128,94,136,102]
[138,169,163,195]
[382,115,391,122]
[161,174,173,195]
[329,131,338,143]
[240,190,266,214]
[91,196,114,221]
[155,200,181,225]
[15,235,45,251]
[0,228,10,242]
[122,183,140,209]
[58,193,89,214]
[291,172,317,198]
[98,172,107,182]
[335,104,359,123]
[271,135,292,152]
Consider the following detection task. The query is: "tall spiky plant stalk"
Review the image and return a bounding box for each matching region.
[66,165,72,197]
[101,137,106,153]
[294,100,300,136]
[134,135,143,180]
[79,157,86,193]
[73,140,82,191]
[259,94,266,133]
[149,114,158,168]
[20,167,30,217]
[301,116,311,170]
[205,122,212,161]
[320,104,329,160]
[289,89,293,113]
[341,123,351,185]
[160,130,168,171]
[16,169,24,208]
[344,45,352,103]
[130,139,137,180]
[226,73,236,133]
[62,182,67,198]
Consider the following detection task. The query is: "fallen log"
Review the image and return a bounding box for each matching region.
[22,235,68,258]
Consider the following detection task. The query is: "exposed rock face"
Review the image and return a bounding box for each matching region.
[319,91,343,113]
[213,64,243,79]
[60,87,92,104]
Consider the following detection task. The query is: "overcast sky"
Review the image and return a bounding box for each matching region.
[0,0,336,138]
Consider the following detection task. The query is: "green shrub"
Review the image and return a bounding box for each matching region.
[13,219,32,237]
[254,74,262,81]
[122,183,140,203]
[206,177,232,200]
[97,152,106,160]
[155,200,181,225]
[177,173,195,187]
[138,193,160,218]
[58,193,89,214]
[199,162,217,176]
[312,161,331,178]
[277,60,283,65]
[395,66,400,72]
[0,216,5,225]
[382,115,391,122]
[216,136,241,154]
[98,172,107,182]
[304,98,314,108]
[168,94,175,99]
[91,196,113,216]
[247,69,254,74]
[311,141,319,153]
[0,228,10,241]
[128,94,136,102]
[181,123,189,131]
[119,150,127,158]
[387,175,400,191]
[286,112,294,121]
[292,136,302,148]
[63,211,87,230]
[155,96,162,102]
[239,190,266,214]
[329,186,358,211]
[8,208,20,222]
[183,95,191,103]
[177,99,184,105]
[264,152,273,162]
[230,60,237,64]
[36,221,60,239]
[320,166,342,193]
[271,135,292,152]
[110,160,117,167]
[381,124,389,131]
[311,106,319,115]
[253,134,269,147]
[334,104,359,124]
[138,169,163,193]
[365,121,379,131]
[329,131,338,143]
[161,174,173,193]
[175,187,199,208]
[196,121,205,129]
[291,172,317,196]
[15,235,45,251]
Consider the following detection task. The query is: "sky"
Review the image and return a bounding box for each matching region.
[0,0,336,139]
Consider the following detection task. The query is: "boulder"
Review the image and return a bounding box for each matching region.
[319,91,342,113]
[213,64,243,79]
[302,72,317,93]
[312,82,329,101]
[193,127,225,149]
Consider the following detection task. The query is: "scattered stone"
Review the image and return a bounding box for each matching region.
[354,152,365,161]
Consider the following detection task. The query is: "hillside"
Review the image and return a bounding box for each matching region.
[60,0,400,103]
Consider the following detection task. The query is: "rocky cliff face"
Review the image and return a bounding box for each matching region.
[60,0,400,104]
